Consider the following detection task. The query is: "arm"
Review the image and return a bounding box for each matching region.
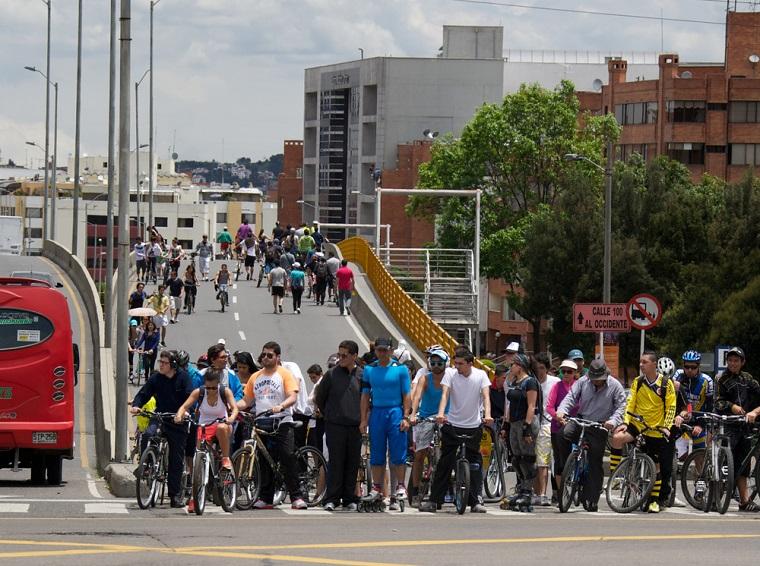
[410,375,427,424]
[130,377,155,413]
[524,389,538,426]
[313,372,330,414]
[609,382,628,428]
[360,392,370,432]
[400,391,411,431]
[174,389,200,423]
[482,385,493,425]
[436,384,451,424]
[545,382,560,420]
[228,371,244,401]
[225,388,239,424]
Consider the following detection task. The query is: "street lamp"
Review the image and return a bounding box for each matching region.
[73,0,83,256]
[565,144,614,360]
[149,0,163,230]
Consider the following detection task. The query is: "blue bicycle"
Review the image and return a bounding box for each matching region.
[559,417,608,513]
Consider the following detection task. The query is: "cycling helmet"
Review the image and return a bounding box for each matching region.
[657,357,676,378]
[425,344,444,355]
[176,350,190,368]
[427,348,450,365]
[196,353,209,370]
[682,350,701,363]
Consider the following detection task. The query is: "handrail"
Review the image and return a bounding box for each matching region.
[339,237,491,377]
[423,249,430,312]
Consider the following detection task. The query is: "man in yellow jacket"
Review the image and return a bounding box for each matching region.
[609,350,676,513]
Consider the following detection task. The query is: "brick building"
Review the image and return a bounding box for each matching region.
[580,10,760,182]
[273,140,304,229]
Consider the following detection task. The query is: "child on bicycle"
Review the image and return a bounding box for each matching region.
[214,264,231,304]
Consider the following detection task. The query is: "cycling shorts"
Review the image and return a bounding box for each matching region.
[369,406,407,466]
[197,422,223,444]
[413,420,436,452]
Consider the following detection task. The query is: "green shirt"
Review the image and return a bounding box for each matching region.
[217,231,233,244]
[298,235,315,252]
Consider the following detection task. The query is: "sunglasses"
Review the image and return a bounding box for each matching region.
[562,369,576,374]
[204,385,219,390]
[260,352,276,359]
[684,365,699,370]
[429,360,446,367]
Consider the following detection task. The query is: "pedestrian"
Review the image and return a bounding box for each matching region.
[134,237,147,282]
[306,364,325,453]
[325,252,340,301]
[129,282,147,325]
[533,352,559,506]
[148,284,170,346]
[268,263,287,314]
[313,255,329,305]
[335,259,354,316]
[289,262,306,314]
[314,340,363,511]
[165,270,184,323]
[194,235,214,281]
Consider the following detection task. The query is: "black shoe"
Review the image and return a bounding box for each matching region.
[418,501,437,513]
[170,496,184,508]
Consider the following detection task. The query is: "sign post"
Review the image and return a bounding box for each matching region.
[573,303,630,362]
[626,293,663,356]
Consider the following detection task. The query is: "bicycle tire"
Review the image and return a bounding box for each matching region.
[681,448,708,510]
[559,450,580,513]
[667,450,677,508]
[157,449,169,507]
[232,448,260,510]
[192,451,209,515]
[454,458,470,515]
[484,433,503,500]
[296,446,328,507]
[220,293,225,312]
[218,466,236,513]
[710,445,734,515]
[605,453,656,513]
[751,453,760,503]
[135,447,159,509]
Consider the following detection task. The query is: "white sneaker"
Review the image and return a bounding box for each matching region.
[253,499,273,510]
[388,498,399,511]
[291,498,308,510]
[671,496,687,508]
[395,485,408,500]
[323,502,335,512]
[343,502,358,511]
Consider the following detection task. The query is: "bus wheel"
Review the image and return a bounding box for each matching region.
[31,457,46,485]
[46,455,63,485]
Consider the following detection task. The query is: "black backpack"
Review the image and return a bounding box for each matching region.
[634,374,671,410]
[196,383,227,411]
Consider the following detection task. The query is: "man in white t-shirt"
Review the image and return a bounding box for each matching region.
[282,360,311,448]
[419,346,492,513]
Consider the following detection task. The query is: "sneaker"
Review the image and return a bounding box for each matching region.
[273,309,278,314]
[531,495,542,506]
[395,485,408,501]
[343,502,358,512]
[388,498,399,511]
[540,495,551,507]
[160,341,167,348]
[253,499,273,510]
[187,499,195,513]
[279,305,283,313]
[324,502,335,512]
[647,501,660,513]
[170,496,184,508]
[345,307,350,315]
[221,457,232,470]
[471,503,487,513]
[291,498,308,510]
[362,488,382,502]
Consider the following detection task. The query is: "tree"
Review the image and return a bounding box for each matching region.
[709,275,760,377]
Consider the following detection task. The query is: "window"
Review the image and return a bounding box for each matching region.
[296,167,303,179]
[154,217,168,228]
[25,208,43,218]
[501,298,525,322]
[666,100,706,122]
[177,218,194,228]
[177,239,193,250]
[488,292,501,312]
[729,144,760,166]
[667,143,705,165]
[616,144,648,162]
[157,163,162,170]
[24,227,43,239]
[86,215,107,225]
[708,103,727,111]
[0,309,54,351]
[614,102,657,125]
[729,101,760,123]
[706,145,726,153]
[102,161,108,168]
[216,212,227,223]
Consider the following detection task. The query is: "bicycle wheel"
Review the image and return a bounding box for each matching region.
[681,448,708,510]
[220,293,226,312]
[218,465,236,513]
[708,445,734,515]
[232,448,260,510]
[192,451,209,515]
[605,454,656,513]
[559,450,580,513]
[751,453,760,503]
[667,450,678,508]
[454,458,470,515]
[484,437,504,500]
[296,446,328,507]
[156,449,169,507]
[136,447,159,509]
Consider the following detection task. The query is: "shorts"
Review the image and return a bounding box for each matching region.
[368,406,407,466]
[245,255,256,267]
[199,256,210,273]
[152,313,169,328]
[136,259,146,271]
[728,430,754,478]
[535,422,552,467]
[625,423,666,463]
[197,422,222,444]
[413,420,436,452]
[220,243,230,251]
[271,286,284,297]
[170,296,181,310]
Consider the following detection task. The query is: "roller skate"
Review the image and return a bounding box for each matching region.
[358,487,386,512]
[503,490,534,512]
[388,484,406,512]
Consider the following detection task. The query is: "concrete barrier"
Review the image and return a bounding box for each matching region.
[43,240,115,473]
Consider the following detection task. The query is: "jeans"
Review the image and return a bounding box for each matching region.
[428,424,483,507]
[338,289,352,314]
[258,424,303,503]
[292,288,303,311]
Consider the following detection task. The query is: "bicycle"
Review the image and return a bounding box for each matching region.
[232,411,327,510]
[680,411,749,513]
[605,412,659,513]
[234,257,243,282]
[453,430,474,515]
[183,284,196,315]
[189,416,236,515]
[407,417,441,508]
[134,411,181,509]
[558,417,608,513]
[216,283,229,312]
[483,418,509,501]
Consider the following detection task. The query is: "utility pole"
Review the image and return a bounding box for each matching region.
[148,0,162,230]
[115,0,132,462]
[105,0,117,348]
[72,0,83,256]
[43,0,51,241]
[50,81,58,239]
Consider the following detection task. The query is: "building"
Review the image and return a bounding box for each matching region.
[66,153,185,190]
[274,140,304,229]
[579,10,760,182]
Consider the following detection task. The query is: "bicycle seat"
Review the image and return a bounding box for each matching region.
[453,433,472,441]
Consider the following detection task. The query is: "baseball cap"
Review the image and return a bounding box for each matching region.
[727,346,745,360]
[588,359,609,380]
[129,319,138,327]
[559,359,578,371]
[217,338,226,346]
[427,348,450,364]
[568,349,584,360]
[293,262,301,268]
[502,341,520,353]
[494,364,509,375]
[374,337,393,349]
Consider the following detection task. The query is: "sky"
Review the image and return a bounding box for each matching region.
[0,0,748,167]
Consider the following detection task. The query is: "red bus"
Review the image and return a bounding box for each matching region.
[0,277,79,484]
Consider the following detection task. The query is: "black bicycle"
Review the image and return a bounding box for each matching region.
[134,411,187,509]
[190,417,236,515]
[217,284,229,312]
[484,418,509,501]
[605,413,658,513]
[452,430,474,515]
[559,417,609,513]
[232,411,327,509]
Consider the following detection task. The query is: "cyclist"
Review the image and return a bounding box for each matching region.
[242,234,257,280]
[546,359,579,499]
[655,356,688,508]
[168,238,185,275]
[216,227,233,259]
[672,350,711,458]
[236,341,308,510]
[134,236,147,282]
[555,359,626,511]
[182,265,198,313]
[213,264,231,307]
[236,218,254,246]
[359,337,411,508]
[408,347,452,502]
[610,351,676,513]
[194,235,214,281]
[714,346,760,512]
[199,343,244,401]
[130,350,193,508]
[419,346,492,513]
[297,227,316,265]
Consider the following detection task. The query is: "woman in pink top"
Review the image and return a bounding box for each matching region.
[545,359,579,487]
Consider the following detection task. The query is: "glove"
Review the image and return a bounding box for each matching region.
[522,423,534,438]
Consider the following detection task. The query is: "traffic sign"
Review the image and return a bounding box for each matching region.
[714,344,732,373]
[573,303,631,333]
[627,293,662,330]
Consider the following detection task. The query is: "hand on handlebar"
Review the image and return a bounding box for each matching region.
[129,406,140,415]
[483,416,494,427]
[436,413,447,425]
[603,420,615,431]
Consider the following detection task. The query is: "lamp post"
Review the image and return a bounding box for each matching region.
[148,0,163,231]
[72,0,83,256]
[105,0,117,348]
[565,142,614,360]
[136,67,150,238]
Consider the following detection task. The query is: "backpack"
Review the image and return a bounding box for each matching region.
[196,383,227,411]
[634,374,671,410]
[316,262,328,278]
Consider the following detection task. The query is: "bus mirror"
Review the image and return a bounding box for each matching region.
[73,344,80,383]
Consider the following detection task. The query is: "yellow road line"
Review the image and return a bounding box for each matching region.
[0,549,144,559]
[174,549,409,566]
[44,257,90,470]
[0,539,145,549]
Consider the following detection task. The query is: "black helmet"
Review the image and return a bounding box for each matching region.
[176,350,190,368]
[727,346,746,360]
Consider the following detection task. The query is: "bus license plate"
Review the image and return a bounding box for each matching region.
[32,432,57,444]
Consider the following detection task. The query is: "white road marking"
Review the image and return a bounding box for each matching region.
[84,502,129,514]
[232,284,237,290]
[234,312,239,321]
[232,296,237,304]
[86,472,103,498]
[238,330,246,341]
[344,309,370,346]
[279,508,332,516]
[0,504,29,513]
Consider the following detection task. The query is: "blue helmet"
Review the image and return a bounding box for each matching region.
[568,349,584,361]
[682,350,701,363]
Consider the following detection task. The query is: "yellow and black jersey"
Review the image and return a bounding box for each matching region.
[624,373,676,437]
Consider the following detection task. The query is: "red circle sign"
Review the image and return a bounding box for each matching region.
[626,293,662,330]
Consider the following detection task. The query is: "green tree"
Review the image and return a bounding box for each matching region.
[709,275,760,377]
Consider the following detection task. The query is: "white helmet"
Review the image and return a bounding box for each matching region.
[657,357,675,378]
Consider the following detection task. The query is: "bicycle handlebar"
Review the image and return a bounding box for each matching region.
[567,417,608,430]
[133,410,177,420]
[692,411,748,424]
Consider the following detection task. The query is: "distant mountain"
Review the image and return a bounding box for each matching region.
[176,154,283,190]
